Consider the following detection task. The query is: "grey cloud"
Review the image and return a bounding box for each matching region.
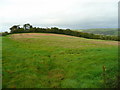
[0,0,118,31]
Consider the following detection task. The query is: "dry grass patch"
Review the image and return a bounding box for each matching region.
[10,33,78,38]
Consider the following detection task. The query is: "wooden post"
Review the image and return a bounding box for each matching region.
[103,65,106,88]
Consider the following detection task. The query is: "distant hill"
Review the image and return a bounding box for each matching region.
[76,28,118,36]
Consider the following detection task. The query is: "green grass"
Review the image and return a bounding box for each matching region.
[2,33,118,88]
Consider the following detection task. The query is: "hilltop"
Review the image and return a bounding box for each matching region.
[2,24,119,41]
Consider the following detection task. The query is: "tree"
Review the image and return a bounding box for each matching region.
[23,23,32,30]
[10,25,20,33]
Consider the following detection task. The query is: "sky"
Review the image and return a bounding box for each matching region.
[0,0,119,32]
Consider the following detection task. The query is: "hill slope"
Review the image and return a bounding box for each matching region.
[79,28,118,36]
[2,33,118,88]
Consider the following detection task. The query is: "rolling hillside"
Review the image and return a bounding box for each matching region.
[2,33,118,88]
[77,28,118,36]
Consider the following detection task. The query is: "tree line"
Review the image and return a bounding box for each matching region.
[1,23,120,41]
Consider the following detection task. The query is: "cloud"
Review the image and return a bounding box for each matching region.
[0,0,119,31]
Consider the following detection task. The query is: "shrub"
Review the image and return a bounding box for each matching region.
[1,32,9,36]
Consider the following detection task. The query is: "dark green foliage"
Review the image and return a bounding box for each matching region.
[11,28,24,33]
[9,24,119,41]
[1,32,9,36]
[10,25,20,33]
[23,23,32,30]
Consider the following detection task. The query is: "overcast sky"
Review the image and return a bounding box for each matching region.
[0,0,119,32]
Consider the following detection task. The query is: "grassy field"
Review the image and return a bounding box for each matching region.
[2,33,118,88]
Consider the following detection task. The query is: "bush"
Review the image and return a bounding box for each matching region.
[1,32,9,36]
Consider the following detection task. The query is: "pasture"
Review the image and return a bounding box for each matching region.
[2,33,118,88]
